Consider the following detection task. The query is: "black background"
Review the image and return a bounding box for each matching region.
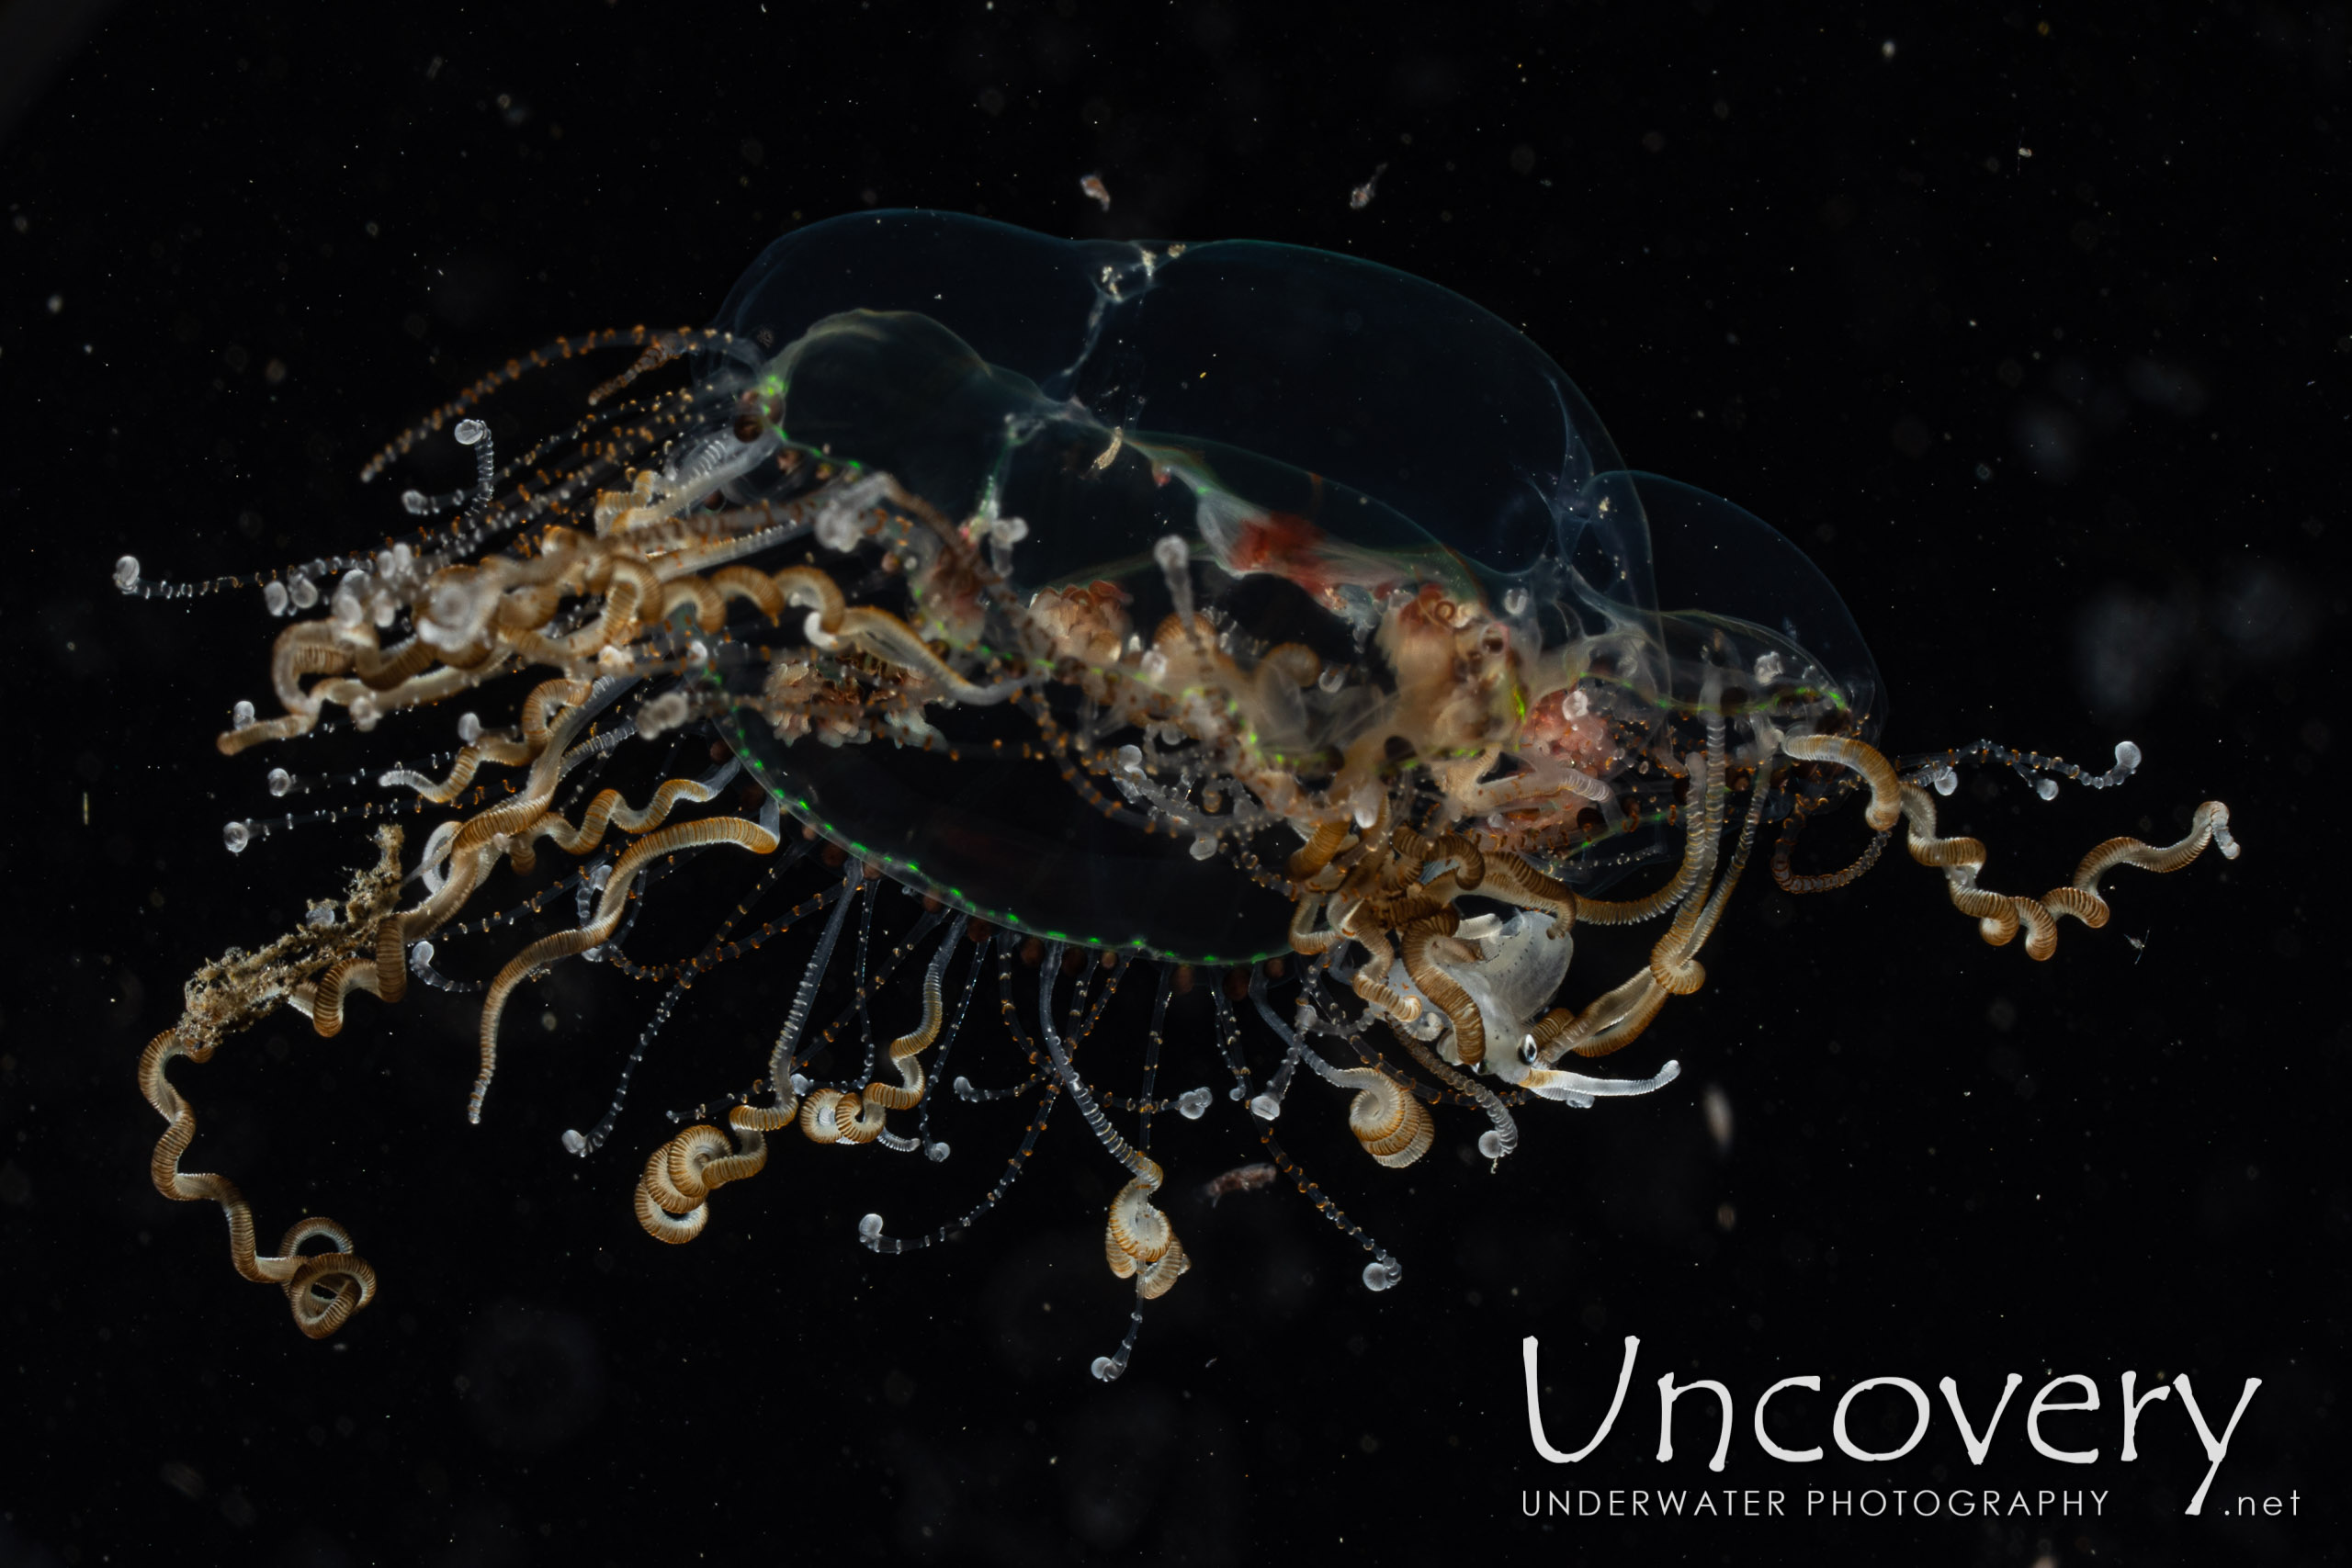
[0,3,2342,1564]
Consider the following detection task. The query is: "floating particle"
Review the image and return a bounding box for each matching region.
[1201,1162,1277,1205]
[1080,173,1112,211]
[1702,1083,1733,1156]
[1349,163,1387,210]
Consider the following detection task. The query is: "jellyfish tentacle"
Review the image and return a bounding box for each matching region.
[1400,908,1484,1066]
[704,563,785,622]
[1770,811,1894,894]
[1103,1171,1189,1298]
[1573,761,1715,927]
[658,575,728,633]
[221,621,527,754]
[1344,923,1421,1021]
[357,324,704,481]
[298,682,619,1043]
[1781,733,1906,831]
[1361,870,1468,934]
[1428,829,1487,890]
[1261,1129,1408,1292]
[856,925,957,1115]
[633,884,926,1242]
[470,813,782,1123]
[634,1121,773,1243]
[214,620,353,751]
[760,867,865,1120]
[1556,972,1673,1062]
[797,1087,854,1145]
[276,1218,378,1337]
[862,1075,1064,1257]
[1675,768,1772,964]
[382,731,538,805]
[302,890,417,1033]
[526,763,741,858]
[1521,1057,1684,1104]
[1401,1034,1519,1162]
[771,564,848,630]
[1529,750,1759,1065]
[1783,734,2237,963]
[1480,851,1582,932]
[1287,818,1352,880]
[1334,1060,1436,1168]
[440,680,596,853]
[1196,981,1253,1107]
[813,604,1030,706]
[2072,801,2238,887]
[354,637,436,691]
[140,1028,379,1337]
[130,826,411,1337]
[1646,750,1759,997]
[1091,1287,1154,1383]
[1288,971,1441,1168]
[1286,890,1344,956]
[1028,943,1191,1358]
[635,876,924,1232]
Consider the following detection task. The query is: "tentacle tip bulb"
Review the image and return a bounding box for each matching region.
[1247,1092,1282,1122]
[1476,1130,1510,1161]
[857,1213,885,1239]
[1362,1259,1400,1292]
[1090,1354,1124,1382]
[560,1128,588,1156]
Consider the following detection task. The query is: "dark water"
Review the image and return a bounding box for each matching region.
[1,6,2340,1564]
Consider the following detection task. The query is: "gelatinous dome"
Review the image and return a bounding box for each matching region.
[697,211,1881,961]
[709,209,1647,601]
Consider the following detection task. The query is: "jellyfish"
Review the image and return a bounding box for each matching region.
[119,211,2236,1374]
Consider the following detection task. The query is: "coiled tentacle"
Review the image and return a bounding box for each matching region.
[1782,733,2237,962]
